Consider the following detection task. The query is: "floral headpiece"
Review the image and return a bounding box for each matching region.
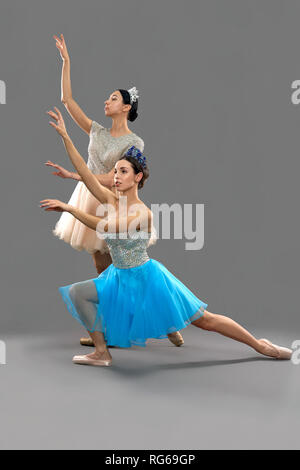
[125,146,147,168]
[127,86,139,104]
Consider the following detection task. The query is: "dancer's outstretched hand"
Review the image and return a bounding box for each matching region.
[44,160,72,179]
[40,199,70,212]
[47,106,68,138]
[53,33,70,62]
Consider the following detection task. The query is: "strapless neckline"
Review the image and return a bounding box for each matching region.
[103,230,152,235]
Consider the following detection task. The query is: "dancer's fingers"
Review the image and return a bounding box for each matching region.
[45,162,59,168]
[46,110,58,120]
[49,121,59,130]
[40,199,55,204]
[45,161,59,167]
[53,35,61,44]
[41,202,56,209]
[47,113,58,123]
[53,106,63,119]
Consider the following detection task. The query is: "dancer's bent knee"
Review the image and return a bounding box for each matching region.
[192,310,216,330]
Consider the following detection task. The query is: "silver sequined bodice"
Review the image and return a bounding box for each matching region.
[101,231,152,269]
[87,121,145,174]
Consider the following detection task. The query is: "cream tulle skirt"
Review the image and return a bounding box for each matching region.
[53,182,157,255]
[53,182,110,254]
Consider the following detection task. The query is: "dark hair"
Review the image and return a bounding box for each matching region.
[118,89,138,122]
[119,155,149,189]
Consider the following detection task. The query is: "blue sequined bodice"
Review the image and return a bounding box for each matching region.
[101,231,152,269]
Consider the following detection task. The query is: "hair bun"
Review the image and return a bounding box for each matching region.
[129,109,138,122]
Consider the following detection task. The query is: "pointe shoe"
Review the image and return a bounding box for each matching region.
[80,337,94,347]
[260,338,292,360]
[167,331,184,347]
[80,337,116,348]
[72,354,112,367]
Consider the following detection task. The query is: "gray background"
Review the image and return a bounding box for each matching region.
[0,0,299,450]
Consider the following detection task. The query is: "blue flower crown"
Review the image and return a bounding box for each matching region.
[125,146,147,168]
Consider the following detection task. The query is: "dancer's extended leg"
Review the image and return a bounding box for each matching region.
[192,310,290,359]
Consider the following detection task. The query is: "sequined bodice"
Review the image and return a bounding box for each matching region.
[87,121,145,174]
[101,231,152,269]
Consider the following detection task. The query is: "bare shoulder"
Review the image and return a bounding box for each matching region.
[141,205,154,231]
[128,202,152,230]
[136,202,151,216]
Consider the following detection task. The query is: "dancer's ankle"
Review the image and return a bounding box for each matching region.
[96,346,112,357]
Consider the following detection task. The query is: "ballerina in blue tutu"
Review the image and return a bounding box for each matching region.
[40,107,292,366]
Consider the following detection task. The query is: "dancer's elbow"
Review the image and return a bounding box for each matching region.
[61,95,73,106]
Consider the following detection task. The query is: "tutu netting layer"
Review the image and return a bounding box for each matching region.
[53,182,110,254]
[59,258,208,348]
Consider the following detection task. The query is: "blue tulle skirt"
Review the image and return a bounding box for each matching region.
[58,258,208,348]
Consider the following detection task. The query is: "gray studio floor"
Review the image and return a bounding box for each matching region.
[0,326,299,450]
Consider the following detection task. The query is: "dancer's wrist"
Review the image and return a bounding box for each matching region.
[70,172,81,181]
[67,204,76,214]
[62,132,71,143]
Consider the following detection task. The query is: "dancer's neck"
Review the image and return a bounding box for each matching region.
[110,117,132,137]
[116,190,142,207]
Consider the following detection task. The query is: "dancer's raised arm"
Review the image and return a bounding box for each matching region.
[53,34,93,135]
[47,106,116,205]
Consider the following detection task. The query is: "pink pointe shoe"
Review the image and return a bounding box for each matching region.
[167,331,184,347]
[72,354,112,367]
[260,338,292,360]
